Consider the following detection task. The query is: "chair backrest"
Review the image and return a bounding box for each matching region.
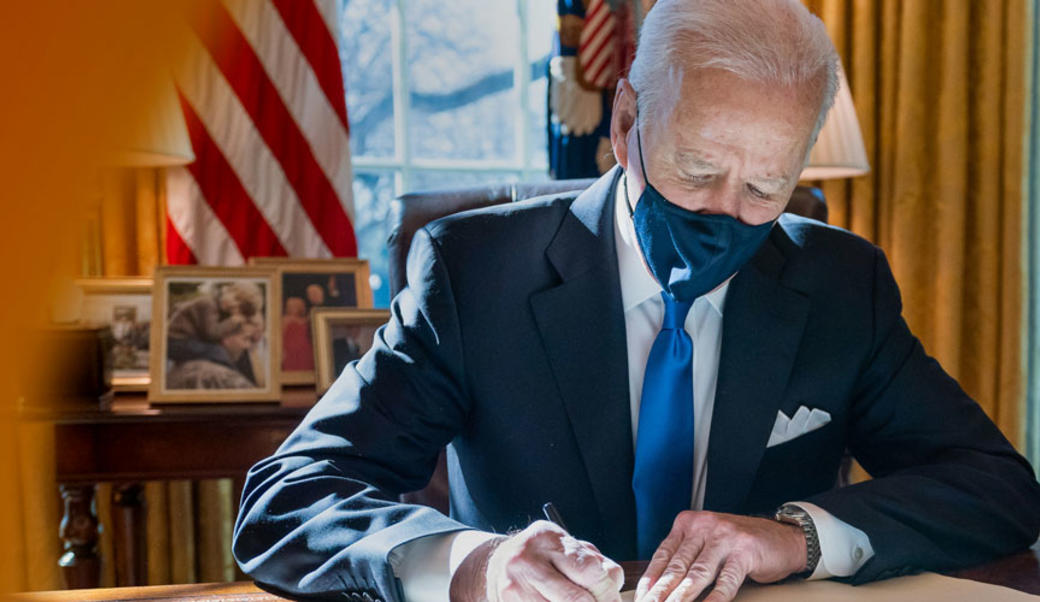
[386,179,829,512]
[387,180,827,297]
[386,179,597,296]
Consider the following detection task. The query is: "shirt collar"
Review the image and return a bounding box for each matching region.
[613,172,730,315]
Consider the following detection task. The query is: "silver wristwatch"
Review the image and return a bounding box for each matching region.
[774,504,820,577]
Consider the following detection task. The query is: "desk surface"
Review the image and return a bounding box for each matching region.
[13,546,1040,600]
[32,386,318,425]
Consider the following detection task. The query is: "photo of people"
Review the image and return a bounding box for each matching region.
[110,306,149,372]
[150,267,281,403]
[247,258,372,384]
[310,308,388,395]
[281,272,359,373]
[330,322,376,376]
[76,278,153,390]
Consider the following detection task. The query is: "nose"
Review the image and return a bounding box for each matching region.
[696,180,743,220]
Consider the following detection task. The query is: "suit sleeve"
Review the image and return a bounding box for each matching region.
[232,227,474,601]
[806,247,1040,584]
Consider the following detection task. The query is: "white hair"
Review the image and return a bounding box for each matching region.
[628,0,839,140]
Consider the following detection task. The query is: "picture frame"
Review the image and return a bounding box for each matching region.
[149,266,281,403]
[248,257,373,385]
[74,278,153,392]
[311,307,390,396]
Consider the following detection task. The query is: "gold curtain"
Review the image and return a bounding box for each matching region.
[804,0,1029,449]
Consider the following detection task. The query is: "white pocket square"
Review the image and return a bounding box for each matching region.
[766,406,831,447]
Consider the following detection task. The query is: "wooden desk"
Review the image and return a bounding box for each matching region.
[13,546,1040,600]
[32,391,1040,597]
[35,387,318,589]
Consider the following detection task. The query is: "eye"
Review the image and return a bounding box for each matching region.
[747,184,771,199]
[683,174,714,186]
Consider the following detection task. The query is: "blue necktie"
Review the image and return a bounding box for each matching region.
[632,292,695,559]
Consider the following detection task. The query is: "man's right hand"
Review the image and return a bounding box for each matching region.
[449,520,624,602]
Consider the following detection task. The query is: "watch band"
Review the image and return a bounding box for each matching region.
[774,504,821,577]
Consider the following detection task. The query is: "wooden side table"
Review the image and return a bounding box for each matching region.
[37,387,317,589]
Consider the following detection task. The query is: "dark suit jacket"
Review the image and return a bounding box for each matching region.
[233,168,1040,601]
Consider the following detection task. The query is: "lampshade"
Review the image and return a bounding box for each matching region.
[102,73,195,168]
[105,76,194,167]
[799,67,869,181]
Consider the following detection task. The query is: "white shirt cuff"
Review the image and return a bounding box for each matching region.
[388,530,501,602]
[787,501,874,580]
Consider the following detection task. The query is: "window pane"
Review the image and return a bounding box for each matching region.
[352,170,396,307]
[342,0,395,159]
[406,0,518,161]
[527,0,554,169]
[408,170,519,193]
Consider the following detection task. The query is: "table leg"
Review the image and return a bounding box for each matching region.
[59,484,100,589]
[111,482,147,586]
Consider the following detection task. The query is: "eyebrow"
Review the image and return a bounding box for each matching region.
[674,151,718,172]
[749,175,790,190]
[674,151,791,189]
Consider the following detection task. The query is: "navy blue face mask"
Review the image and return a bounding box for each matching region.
[627,121,775,303]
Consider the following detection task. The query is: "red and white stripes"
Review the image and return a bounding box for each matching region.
[167,0,356,266]
[578,0,618,89]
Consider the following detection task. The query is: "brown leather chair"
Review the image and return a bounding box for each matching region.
[386,178,829,513]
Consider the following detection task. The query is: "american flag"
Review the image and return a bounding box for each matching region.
[168,0,357,265]
[578,0,618,89]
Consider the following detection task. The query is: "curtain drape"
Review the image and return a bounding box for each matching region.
[803,0,1029,449]
[1027,0,1039,469]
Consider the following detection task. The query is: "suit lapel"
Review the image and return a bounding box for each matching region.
[704,229,810,513]
[530,167,637,559]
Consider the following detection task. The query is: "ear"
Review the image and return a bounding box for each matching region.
[610,78,638,171]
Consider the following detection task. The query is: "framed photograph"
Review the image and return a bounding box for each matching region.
[311,308,390,396]
[75,278,153,392]
[248,258,373,385]
[149,266,281,403]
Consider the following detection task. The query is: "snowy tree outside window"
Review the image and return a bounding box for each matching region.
[338,0,556,307]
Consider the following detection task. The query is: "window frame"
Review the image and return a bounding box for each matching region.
[349,0,550,196]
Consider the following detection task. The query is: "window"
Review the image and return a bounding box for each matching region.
[339,0,556,307]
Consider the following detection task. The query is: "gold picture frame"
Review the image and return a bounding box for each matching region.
[248,257,373,385]
[311,308,390,396]
[75,278,153,392]
[149,266,281,403]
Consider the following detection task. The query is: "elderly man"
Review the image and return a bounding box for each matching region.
[232,1,1040,601]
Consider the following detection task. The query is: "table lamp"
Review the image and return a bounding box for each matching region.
[800,66,869,181]
[102,75,195,167]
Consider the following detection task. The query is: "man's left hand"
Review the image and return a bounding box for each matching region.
[635,510,807,602]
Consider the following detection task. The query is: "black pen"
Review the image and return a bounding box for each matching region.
[542,502,571,532]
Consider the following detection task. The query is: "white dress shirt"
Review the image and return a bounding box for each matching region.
[387,179,874,600]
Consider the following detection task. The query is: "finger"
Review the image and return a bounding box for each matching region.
[636,529,686,599]
[657,545,726,602]
[551,538,623,601]
[641,538,706,602]
[495,581,551,602]
[489,568,552,602]
[525,561,598,602]
[702,559,748,602]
